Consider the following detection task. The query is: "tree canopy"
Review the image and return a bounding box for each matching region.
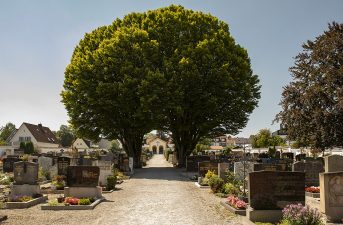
[0,122,16,145]
[61,5,260,167]
[251,129,285,148]
[56,125,75,147]
[276,22,343,152]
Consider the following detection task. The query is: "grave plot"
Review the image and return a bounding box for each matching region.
[41,166,104,210]
[6,161,48,209]
[247,171,305,223]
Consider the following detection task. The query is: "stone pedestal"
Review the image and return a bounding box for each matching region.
[10,184,40,197]
[64,186,102,198]
[247,206,282,223]
[320,172,343,222]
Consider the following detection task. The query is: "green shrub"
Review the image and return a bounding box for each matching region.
[208,175,224,193]
[222,183,240,195]
[107,175,117,190]
[205,170,215,179]
[79,198,91,205]
[200,177,209,186]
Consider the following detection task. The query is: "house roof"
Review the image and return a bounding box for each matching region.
[147,137,167,145]
[82,139,91,148]
[23,123,58,144]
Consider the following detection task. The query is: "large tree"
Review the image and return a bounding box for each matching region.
[62,5,260,167]
[276,22,343,153]
[139,6,260,166]
[62,26,159,167]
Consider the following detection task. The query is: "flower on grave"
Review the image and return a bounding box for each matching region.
[281,204,323,225]
[64,197,80,205]
[305,186,320,193]
[226,195,247,209]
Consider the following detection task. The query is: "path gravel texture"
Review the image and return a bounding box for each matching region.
[1,155,241,225]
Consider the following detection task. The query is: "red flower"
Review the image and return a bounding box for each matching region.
[226,195,247,209]
[305,187,320,193]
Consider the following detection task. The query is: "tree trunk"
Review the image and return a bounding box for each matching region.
[172,131,199,168]
[120,132,143,169]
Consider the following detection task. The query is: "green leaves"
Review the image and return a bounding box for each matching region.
[61,5,260,166]
[277,22,343,151]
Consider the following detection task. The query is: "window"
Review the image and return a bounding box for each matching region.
[19,137,24,142]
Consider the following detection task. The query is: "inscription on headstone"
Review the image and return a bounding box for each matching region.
[253,163,285,172]
[249,171,305,210]
[13,161,38,185]
[57,157,70,176]
[67,166,100,187]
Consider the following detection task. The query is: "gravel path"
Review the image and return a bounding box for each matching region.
[1,155,241,225]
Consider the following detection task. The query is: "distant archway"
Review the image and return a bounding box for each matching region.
[159,145,164,154]
[152,145,157,154]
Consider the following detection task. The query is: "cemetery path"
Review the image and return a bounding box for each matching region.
[2,155,241,225]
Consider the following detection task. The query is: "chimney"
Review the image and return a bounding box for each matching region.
[38,123,44,133]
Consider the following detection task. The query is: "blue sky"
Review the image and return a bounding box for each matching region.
[1,1,343,137]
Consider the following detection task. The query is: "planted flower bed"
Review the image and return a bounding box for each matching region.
[220,195,247,216]
[41,196,104,210]
[6,194,48,209]
[305,187,320,198]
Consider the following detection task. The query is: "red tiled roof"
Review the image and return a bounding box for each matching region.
[23,122,58,144]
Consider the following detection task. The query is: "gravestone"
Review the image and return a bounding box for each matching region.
[129,157,133,174]
[218,163,230,181]
[11,161,40,198]
[325,155,343,172]
[295,154,306,161]
[65,166,102,199]
[293,160,324,186]
[57,157,70,176]
[92,160,112,186]
[186,156,211,172]
[38,156,53,172]
[248,171,305,210]
[253,163,285,172]
[282,152,294,160]
[234,161,255,181]
[66,166,100,187]
[198,161,218,177]
[3,157,20,173]
[13,161,39,185]
[320,172,343,222]
[80,157,93,166]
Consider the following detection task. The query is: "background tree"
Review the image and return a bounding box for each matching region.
[251,129,285,148]
[139,5,260,166]
[56,125,75,147]
[62,25,159,167]
[0,122,16,144]
[276,22,343,154]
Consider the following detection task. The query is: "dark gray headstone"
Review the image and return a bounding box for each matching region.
[292,160,324,186]
[67,166,100,187]
[3,157,21,172]
[198,161,218,177]
[248,171,305,210]
[57,157,70,176]
[13,161,38,185]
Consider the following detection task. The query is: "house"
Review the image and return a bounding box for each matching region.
[147,137,167,154]
[72,138,92,151]
[9,122,59,153]
[212,135,228,147]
